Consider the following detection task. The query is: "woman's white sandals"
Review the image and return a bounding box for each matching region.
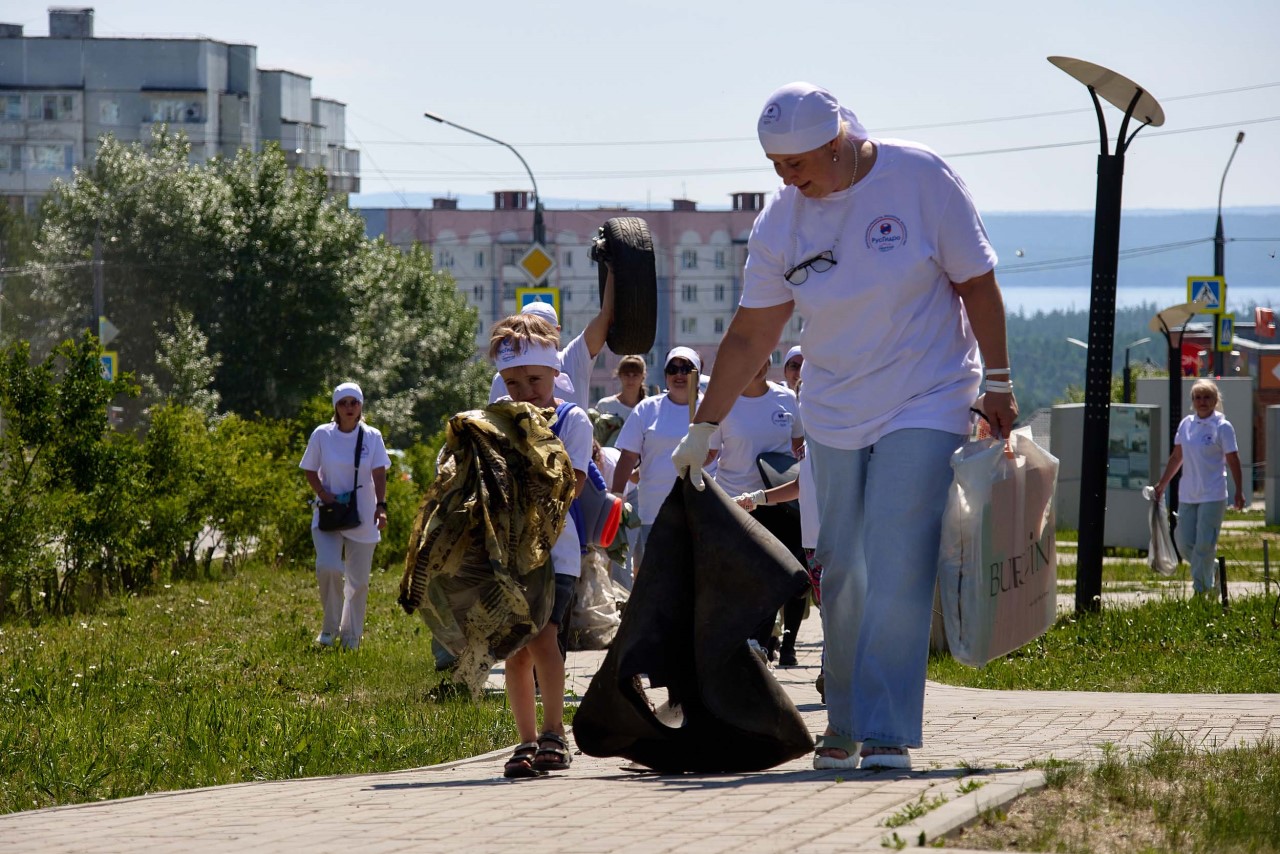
[813,734,860,770]
[859,743,911,770]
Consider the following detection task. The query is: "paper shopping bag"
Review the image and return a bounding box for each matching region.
[939,426,1059,667]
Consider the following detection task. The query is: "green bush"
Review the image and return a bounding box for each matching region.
[0,335,314,620]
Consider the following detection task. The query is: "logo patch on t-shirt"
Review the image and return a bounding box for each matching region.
[866,215,907,252]
[771,409,793,428]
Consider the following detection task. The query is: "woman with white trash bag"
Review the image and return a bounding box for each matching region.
[672,82,1017,770]
[1152,378,1246,594]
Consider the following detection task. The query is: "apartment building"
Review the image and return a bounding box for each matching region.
[0,7,358,215]
[361,192,803,403]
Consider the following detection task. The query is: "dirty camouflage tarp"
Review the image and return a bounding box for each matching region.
[398,401,576,695]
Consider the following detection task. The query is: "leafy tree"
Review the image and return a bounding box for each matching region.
[0,334,138,617]
[0,205,40,348]
[141,309,222,421]
[24,129,487,431]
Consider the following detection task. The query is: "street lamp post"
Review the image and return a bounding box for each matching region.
[423,112,545,246]
[1212,131,1245,375]
[1049,56,1165,614]
[1122,336,1151,403]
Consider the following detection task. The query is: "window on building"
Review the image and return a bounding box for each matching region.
[714,249,726,270]
[714,284,726,302]
[0,145,18,171]
[794,316,803,332]
[563,250,573,268]
[472,284,484,301]
[681,249,698,269]
[147,98,203,123]
[714,317,725,334]
[99,100,120,125]
[681,317,697,334]
[563,287,572,303]
[3,96,21,121]
[438,249,454,269]
[682,284,697,303]
[502,247,522,266]
[475,251,485,269]
[28,144,72,172]
[771,350,782,365]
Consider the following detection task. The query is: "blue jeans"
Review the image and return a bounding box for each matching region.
[810,428,964,748]
[1175,500,1225,593]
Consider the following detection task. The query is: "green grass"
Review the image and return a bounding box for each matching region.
[0,561,541,815]
[950,736,1280,852]
[929,593,1280,693]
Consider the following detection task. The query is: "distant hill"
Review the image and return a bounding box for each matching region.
[984,209,1280,293]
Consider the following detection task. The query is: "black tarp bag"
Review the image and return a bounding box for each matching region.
[573,473,814,773]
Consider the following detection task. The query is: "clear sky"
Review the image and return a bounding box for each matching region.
[6,0,1279,212]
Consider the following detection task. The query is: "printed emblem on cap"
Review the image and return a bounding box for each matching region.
[866,215,908,252]
[761,103,782,125]
[498,340,520,362]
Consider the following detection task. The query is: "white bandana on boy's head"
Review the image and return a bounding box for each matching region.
[757,81,868,156]
[495,338,562,372]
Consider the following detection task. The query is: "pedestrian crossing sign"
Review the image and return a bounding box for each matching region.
[516,287,560,320]
[1217,313,1235,352]
[1187,275,1226,314]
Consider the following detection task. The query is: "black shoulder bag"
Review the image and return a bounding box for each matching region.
[317,427,364,532]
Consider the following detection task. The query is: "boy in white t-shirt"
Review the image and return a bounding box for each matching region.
[489,314,593,778]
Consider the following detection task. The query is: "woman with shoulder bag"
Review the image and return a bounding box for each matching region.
[300,382,391,650]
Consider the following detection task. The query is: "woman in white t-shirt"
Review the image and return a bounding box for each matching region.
[672,83,1017,771]
[612,347,715,580]
[1152,378,1246,593]
[300,382,391,651]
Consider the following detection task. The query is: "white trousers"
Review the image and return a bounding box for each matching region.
[312,528,377,649]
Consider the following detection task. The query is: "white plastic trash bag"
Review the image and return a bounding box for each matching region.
[1141,485,1179,576]
[567,547,623,651]
[939,426,1060,667]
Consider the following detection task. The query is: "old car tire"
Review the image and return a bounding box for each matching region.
[592,217,657,355]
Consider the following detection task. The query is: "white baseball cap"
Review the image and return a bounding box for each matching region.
[784,345,803,366]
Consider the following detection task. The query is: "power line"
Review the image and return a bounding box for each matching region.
[355,81,1280,148]
[352,115,1280,183]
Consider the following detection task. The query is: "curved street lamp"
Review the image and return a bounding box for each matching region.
[1212,131,1245,374]
[423,111,545,246]
[1049,56,1165,614]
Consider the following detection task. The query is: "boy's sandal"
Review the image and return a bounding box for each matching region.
[503,741,541,779]
[812,733,860,770]
[531,732,572,772]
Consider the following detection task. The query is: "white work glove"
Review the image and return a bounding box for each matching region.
[671,422,717,491]
[732,490,768,511]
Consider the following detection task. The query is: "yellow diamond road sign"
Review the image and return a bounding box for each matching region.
[518,243,555,285]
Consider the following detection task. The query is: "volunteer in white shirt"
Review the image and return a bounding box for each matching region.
[300,382,391,651]
[612,347,715,580]
[713,359,807,666]
[672,82,1017,771]
[1152,378,1246,593]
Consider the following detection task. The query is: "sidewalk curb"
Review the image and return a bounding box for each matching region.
[872,769,1047,848]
